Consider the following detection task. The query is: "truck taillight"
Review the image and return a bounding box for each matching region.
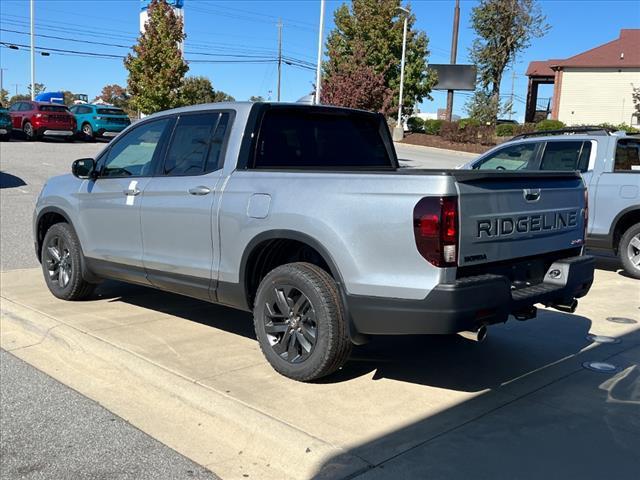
[413,196,458,267]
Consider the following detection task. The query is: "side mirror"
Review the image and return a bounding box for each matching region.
[72,158,96,179]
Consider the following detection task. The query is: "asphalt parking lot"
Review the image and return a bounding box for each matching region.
[1,138,639,479]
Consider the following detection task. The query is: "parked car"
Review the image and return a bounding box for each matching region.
[0,104,12,141]
[462,127,640,278]
[69,104,131,141]
[34,102,594,381]
[8,101,75,141]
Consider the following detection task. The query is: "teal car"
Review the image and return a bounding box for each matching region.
[0,105,12,141]
[69,104,130,141]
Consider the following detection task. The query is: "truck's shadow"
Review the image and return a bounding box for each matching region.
[95,280,593,392]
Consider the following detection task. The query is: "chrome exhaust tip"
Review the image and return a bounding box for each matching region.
[459,325,488,343]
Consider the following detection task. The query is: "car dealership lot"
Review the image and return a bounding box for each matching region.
[1,140,639,479]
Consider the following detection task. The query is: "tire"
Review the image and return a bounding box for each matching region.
[23,121,36,141]
[619,223,640,279]
[41,223,95,300]
[253,262,352,382]
[0,134,9,142]
[81,123,95,141]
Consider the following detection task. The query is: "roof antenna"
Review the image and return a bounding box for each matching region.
[620,52,625,59]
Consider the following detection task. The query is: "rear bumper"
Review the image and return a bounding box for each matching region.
[347,255,595,335]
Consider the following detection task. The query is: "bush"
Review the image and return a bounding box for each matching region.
[423,119,443,135]
[611,123,639,134]
[536,119,565,131]
[407,116,424,133]
[440,121,494,145]
[496,123,516,137]
[513,123,536,136]
[458,118,482,129]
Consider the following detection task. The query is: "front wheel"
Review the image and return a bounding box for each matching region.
[23,122,37,141]
[253,262,352,381]
[41,223,95,300]
[619,223,640,279]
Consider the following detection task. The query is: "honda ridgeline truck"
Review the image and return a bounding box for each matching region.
[34,103,595,381]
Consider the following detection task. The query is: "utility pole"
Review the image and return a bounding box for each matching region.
[392,6,409,141]
[277,19,282,102]
[445,0,460,122]
[0,68,6,94]
[314,0,325,105]
[12,84,20,96]
[508,62,516,120]
[30,0,35,100]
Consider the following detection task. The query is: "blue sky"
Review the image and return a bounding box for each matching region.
[1,0,639,120]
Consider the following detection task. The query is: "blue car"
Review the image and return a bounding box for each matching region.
[69,104,131,141]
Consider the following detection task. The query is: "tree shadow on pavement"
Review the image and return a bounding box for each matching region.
[312,326,640,480]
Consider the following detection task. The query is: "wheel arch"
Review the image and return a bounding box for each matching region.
[35,207,100,283]
[239,230,345,308]
[611,207,640,253]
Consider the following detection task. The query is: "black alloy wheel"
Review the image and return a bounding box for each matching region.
[43,234,73,289]
[263,284,317,363]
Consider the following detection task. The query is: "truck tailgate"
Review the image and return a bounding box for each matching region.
[453,171,586,267]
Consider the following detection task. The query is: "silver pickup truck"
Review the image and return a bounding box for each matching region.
[34,103,595,381]
[463,127,640,278]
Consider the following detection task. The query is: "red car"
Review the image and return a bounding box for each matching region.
[8,100,76,141]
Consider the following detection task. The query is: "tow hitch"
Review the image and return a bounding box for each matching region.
[548,299,578,314]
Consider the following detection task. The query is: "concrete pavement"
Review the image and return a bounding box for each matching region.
[1,267,638,479]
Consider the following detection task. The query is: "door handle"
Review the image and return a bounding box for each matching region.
[188,186,211,196]
[123,188,141,196]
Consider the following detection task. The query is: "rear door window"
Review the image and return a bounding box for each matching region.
[614,139,640,172]
[475,143,539,170]
[162,112,230,176]
[540,141,587,171]
[252,108,394,169]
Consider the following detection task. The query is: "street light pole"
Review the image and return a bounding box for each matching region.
[314,0,325,105]
[393,7,409,141]
[30,0,35,100]
[445,0,460,122]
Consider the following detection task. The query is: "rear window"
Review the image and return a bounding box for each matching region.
[614,139,640,172]
[252,108,394,169]
[540,141,591,171]
[97,108,125,115]
[39,105,69,112]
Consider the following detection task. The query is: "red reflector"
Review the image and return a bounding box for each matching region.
[419,214,439,237]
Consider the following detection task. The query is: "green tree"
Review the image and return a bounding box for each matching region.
[179,76,234,105]
[213,90,234,102]
[632,85,640,118]
[465,90,503,124]
[124,0,188,114]
[0,88,8,106]
[62,91,75,106]
[249,95,264,102]
[469,0,549,123]
[180,76,215,105]
[27,83,46,96]
[324,0,436,116]
[9,94,31,104]
[95,84,130,110]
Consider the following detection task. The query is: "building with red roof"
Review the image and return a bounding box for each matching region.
[525,29,640,125]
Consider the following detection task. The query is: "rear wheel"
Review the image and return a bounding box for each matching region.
[619,223,640,279]
[41,223,95,300]
[81,122,95,141]
[253,262,352,381]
